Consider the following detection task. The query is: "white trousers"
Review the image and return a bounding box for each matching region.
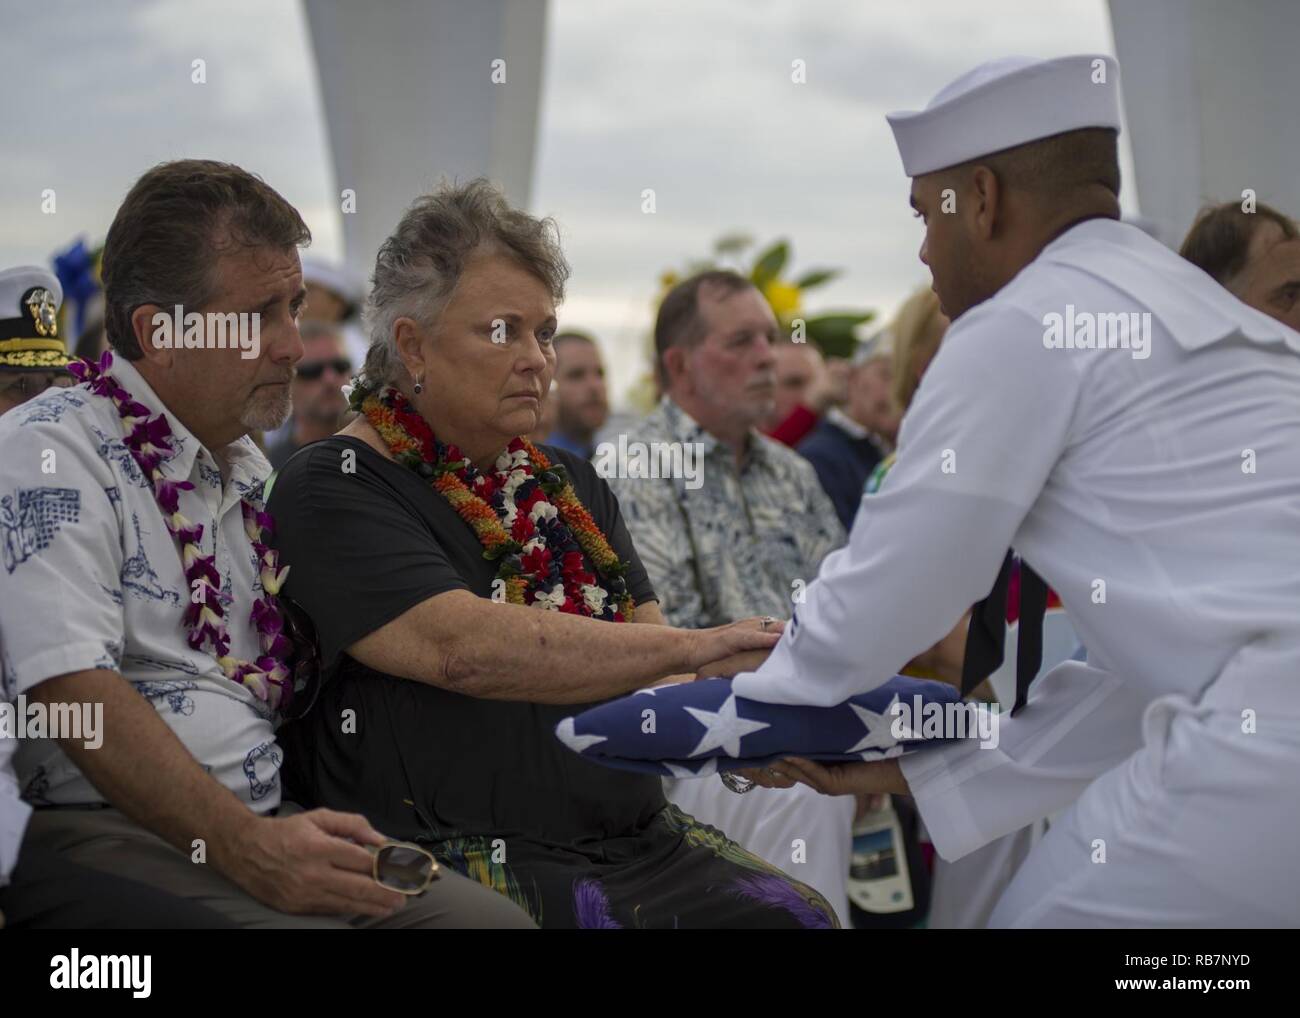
[664,776,855,928]
[928,822,1044,929]
[991,700,1300,927]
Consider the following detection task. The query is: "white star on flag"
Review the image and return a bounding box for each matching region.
[555,716,607,754]
[857,744,906,762]
[845,697,902,754]
[663,758,719,779]
[684,694,770,758]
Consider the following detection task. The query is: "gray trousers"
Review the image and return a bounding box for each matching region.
[20,806,536,930]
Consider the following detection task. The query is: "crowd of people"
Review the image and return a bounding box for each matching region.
[2,51,1299,929]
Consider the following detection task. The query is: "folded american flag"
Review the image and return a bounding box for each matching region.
[555,674,968,777]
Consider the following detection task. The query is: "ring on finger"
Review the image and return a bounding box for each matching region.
[720,771,756,794]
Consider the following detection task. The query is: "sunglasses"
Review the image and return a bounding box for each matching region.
[295,358,352,381]
[370,841,441,894]
[275,594,324,722]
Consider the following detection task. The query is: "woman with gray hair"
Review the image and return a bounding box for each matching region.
[267,179,838,928]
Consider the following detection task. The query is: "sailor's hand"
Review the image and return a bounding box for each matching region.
[772,757,909,797]
[733,762,797,789]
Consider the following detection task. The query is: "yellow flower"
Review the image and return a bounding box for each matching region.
[260,563,290,596]
[762,279,802,323]
[244,671,268,702]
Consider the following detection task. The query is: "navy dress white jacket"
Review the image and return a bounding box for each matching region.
[734,218,1300,926]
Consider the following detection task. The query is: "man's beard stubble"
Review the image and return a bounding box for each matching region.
[240,384,293,432]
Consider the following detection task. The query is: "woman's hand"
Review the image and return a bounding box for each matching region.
[741,757,909,797]
[685,616,783,673]
[694,648,771,681]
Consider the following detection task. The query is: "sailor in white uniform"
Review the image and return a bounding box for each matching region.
[733,54,1300,926]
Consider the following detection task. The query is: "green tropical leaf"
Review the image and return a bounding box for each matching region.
[750,240,790,288]
[803,311,876,359]
[794,268,839,289]
[713,232,754,256]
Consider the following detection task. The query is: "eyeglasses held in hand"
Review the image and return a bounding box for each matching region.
[371,841,441,895]
[275,594,322,722]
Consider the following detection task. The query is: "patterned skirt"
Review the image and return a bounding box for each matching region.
[432,804,839,929]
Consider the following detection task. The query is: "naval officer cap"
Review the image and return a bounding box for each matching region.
[0,265,72,372]
[887,54,1122,177]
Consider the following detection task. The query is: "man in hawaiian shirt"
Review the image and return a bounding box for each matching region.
[605,270,854,925]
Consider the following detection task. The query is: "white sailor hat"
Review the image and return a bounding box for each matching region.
[887,54,1122,178]
[301,256,362,319]
[0,265,72,372]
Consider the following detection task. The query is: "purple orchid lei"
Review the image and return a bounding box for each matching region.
[69,351,294,710]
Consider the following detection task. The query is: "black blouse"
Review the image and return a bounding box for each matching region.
[267,437,664,847]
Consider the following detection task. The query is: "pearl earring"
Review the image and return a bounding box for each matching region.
[413,375,424,395]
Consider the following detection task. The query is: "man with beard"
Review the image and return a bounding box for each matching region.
[0,266,235,929]
[544,331,609,459]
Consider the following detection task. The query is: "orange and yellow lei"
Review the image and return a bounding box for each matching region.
[358,384,635,621]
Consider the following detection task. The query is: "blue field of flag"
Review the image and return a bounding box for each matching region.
[555,674,970,777]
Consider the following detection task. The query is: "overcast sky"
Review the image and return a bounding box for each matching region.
[1,0,1127,402]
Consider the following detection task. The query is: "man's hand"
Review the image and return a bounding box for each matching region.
[741,757,909,797]
[30,670,407,920]
[218,808,407,918]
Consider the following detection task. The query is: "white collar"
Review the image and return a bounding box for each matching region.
[110,357,269,494]
[825,406,870,440]
[1036,219,1300,356]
